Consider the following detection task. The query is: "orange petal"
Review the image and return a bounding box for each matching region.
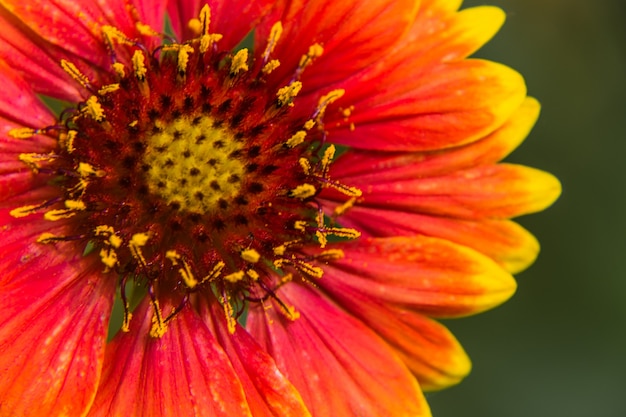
[335,206,540,274]
[317,236,517,317]
[259,0,418,92]
[88,300,253,417]
[330,97,541,182]
[0,243,114,417]
[247,284,431,417]
[327,59,526,151]
[201,300,311,417]
[315,280,471,391]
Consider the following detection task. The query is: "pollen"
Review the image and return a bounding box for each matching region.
[241,248,261,263]
[276,81,302,107]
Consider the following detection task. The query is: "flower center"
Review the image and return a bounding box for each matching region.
[143,115,244,214]
[9,9,362,336]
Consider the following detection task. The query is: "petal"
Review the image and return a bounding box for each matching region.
[0,241,114,417]
[327,59,527,151]
[247,283,430,417]
[168,0,275,49]
[317,236,517,317]
[89,300,253,417]
[330,97,541,182]
[258,0,418,92]
[335,206,540,274]
[347,163,561,220]
[315,279,471,391]
[0,60,56,129]
[201,300,311,417]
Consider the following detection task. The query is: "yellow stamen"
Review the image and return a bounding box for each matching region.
[77,162,105,178]
[18,152,56,172]
[298,43,324,71]
[59,130,77,153]
[221,295,236,334]
[129,232,151,266]
[132,50,148,81]
[299,158,311,175]
[112,62,126,78]
[278,303,300,321]
[200,261,225,284]
[273,245,286,256]
[98,83,120,95]
[99,248,118,269]
[316,89,345,121]
[290,183,316,199]
[263,22,283,60]
[9,205,39,218]
[294,220,308,232]
[276,81,302,107]
[199,33,222,53]
[177,44,195,75]
[262,59,281,75]
[230,48,249,75]
[224,271,245,283]
[241,248,261,263]
[149,300,167,338]
[296,260,324,278]
[36,233,59,244]
[8,127,36,139]
[85,96,105,122]
[285,131,306,148]
[333,197,357,217]
[188,18,202,35]
[102,25,133,46]
[135,22,159,37]
[320,144,336,177]
[246,269,260,281]
[303,120,315,130]
[44,209,77,221]
[60,59,90,88]
[166,250,198,288]
[199,4,211,35]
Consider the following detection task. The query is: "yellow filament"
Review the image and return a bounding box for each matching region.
[9,204,39,218]
[298,43,324,70]
[199,4,211,35]
[59,130,77,153]
[299,158,311,175]
[102,25,133,46]
[129,232,151,266]
[135,22,159,37]
[36,233,59,244]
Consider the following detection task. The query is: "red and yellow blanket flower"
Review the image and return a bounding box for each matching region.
[0,0,560,415]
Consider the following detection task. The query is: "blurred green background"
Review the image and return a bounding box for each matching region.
[429,1,626,416]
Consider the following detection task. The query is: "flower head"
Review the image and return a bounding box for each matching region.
[0,0,560,416]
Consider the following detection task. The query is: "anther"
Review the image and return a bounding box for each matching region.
[263,22,283,63]
[276,81,302,107]
[241,248,261,263]
[230,48,249,75]
[61,59,91,89]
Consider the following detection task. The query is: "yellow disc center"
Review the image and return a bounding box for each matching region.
[143,115,244,214]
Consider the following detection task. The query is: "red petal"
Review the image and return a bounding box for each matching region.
[88,300,253,417]
[315,281,471,391]
[0,243,114,417]
[335,206,540,274]
[168,0,275,49]
[317,236,516,317]
[200,300,311,417]
[330,97,541,182]
[247,283,431,417]
[352,163,561,219]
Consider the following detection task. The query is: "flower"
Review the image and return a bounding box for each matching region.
[0,0,560,416]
